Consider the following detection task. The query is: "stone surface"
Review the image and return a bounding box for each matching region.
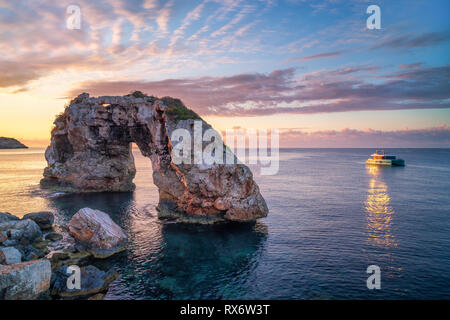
[44,229,93,270]
[0,247,22,265]
[88,293,105,300]
[41,93,268,222]
[0,232,6,244]
[0,137,28,149]
[23,244,49,261]
[0,219,42,246]
[45,232,63,241]
[51,265,119,298]
[23,211,54,230]
[68,208,128,258]
[0,259,51,300]
[0,212,19,224]
[46,249,91,271]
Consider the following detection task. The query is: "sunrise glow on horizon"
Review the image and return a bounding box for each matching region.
[0,0,449,147]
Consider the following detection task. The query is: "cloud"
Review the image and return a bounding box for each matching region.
[67,65,450,117]
[0,53,94,88]
[169,1,205,48]
[277,125,450,148]
[373,31,450,50]
[291,51,342,61]
[210,4,254,37]
[0,0,263,89]
[156,1,173,34]
[398,62,422,69]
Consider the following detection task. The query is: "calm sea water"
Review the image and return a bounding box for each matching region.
[0,147,449,299]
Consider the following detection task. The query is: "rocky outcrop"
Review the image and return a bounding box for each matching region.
[0,137,28,149]
[67,208,128,258]
[0,259,51,300]
[41,93,268,223]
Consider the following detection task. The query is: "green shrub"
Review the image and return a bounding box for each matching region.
[124,90,148,98]
[162,97,201,122]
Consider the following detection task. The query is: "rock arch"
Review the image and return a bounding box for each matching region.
[41,93,268,223]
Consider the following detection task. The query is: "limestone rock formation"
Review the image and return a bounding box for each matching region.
[41,93,268,223]
[0,137,28,149]
[68,208,128,258]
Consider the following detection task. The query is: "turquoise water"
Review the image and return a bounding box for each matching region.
[0,148,449,299]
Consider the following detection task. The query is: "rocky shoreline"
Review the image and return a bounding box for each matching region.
[0,137,28,149]
[0,208,126,300]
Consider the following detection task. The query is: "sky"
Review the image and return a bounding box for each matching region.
[0,0,449,147]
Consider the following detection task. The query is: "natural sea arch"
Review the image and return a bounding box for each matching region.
[41,93,268,223]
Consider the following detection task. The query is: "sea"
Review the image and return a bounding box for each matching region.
[0,147,449,299]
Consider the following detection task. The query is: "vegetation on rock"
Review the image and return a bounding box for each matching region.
[162,97,201,122]
[124,90,149,98]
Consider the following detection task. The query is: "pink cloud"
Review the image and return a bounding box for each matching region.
[67,65,450,116]
[278,125,450,148]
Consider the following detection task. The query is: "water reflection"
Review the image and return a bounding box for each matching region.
[365,165,397,248]
[46,192,268,299]
[46,192,135,225]
[109,220,268,299]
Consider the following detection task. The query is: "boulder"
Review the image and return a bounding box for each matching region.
[23,211,54,230]
[41,93,268,223]
[23,244,49,261]
[68,208,128,258]
[0,247,22,265]
[0,259,51,300]
[0,232,6,244]
[51,265,119,298]
[45,232,63,242]
[46,249,91,271]
[0,212,19,224]
[0,219,42,246]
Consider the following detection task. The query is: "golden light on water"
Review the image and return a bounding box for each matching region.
[365,165,397,248]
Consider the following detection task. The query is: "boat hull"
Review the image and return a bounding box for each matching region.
[366,158,405,166]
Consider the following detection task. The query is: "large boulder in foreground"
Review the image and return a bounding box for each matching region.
[41,93,268,223]
[0,259,51,299]
[68,208,127,258]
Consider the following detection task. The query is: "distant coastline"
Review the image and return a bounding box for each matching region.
[0,137,28,149]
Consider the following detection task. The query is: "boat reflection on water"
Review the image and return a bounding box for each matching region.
[365,165,397,248]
